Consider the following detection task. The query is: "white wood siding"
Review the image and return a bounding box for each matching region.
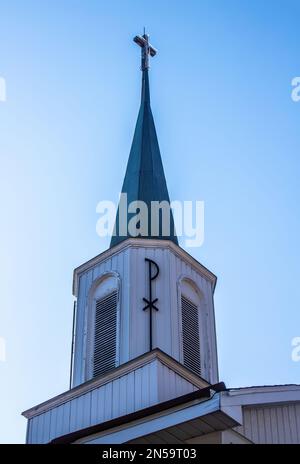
[236,403,300,444]
[157,362,198,402]
[72,242,218,387]
[26,357,199,444]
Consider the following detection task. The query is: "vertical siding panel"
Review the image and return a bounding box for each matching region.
[61,401,71,436]
[104,383,113,421]
[183,260,189,278]
[74,274,85,369]
[31,416,39,444]
[119,375,127,417]
[149,360,158,405]
[26,420,32,444]
[275,406,285,444]
[75,395,84,430]
[92,264,99,281]
[295,404,300,442]
[55,404,64,438]
[96,385,106,424]
[157,359,164,402]
[126,371,135,414]
[186,377,196,394]
[134,367,142,410]
[83,392,92,428]
[243,408,251,441]
[118,249,130,364]
[111,253,118,271]
[140,248,148,355]
[257,408,266,443]
[250,409,259,443]
[191,379,197,393]
[69,398,78,433]
[203,278,212,381]
[82,270,94,381]
[243,405,300,444]
[73,273,88,386]
[36,413,45,443]
[116,251,124,366]
[181,376,190,396]
[175,373,182,396]
[122,248,130,363]
[29,419,34,444]
[141,363,150,408]
[176,255,182,286]
[263,408,272,443]
[76,394,86,429]
[86,263,95,288]
[157,363,197,403]
[112,378,120,418]
[42,411,51,443]
[49,408,58,441]
[282,405,292,444]
[129,248,137,358]
[152,248,159,352]
[164,249,172,358]
[134,247,141,356]
[168,368,176,399]
[177,373,190,396]
[288,404,298,444]
[153,248,169,355]
[91,388,99,425]
[270,407,279,443]
[104,257,112,273]
[169,251,179,361]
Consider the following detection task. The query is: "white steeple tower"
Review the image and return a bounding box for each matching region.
[70,31,219,388]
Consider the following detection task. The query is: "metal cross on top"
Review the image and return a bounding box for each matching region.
[134,29,157,71]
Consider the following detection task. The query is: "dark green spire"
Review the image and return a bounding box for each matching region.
[110,35,178,248]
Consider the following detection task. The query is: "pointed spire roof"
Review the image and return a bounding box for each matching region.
[110,35,178,248]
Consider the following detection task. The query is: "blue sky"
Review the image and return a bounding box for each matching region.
[0,0,300,443]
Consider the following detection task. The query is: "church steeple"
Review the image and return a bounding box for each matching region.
[110,32,178,247]
[22,34,221,444]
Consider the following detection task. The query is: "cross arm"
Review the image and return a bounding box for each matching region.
[134,35,157,57]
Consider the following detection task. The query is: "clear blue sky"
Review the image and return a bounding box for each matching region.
[0,0,300,443]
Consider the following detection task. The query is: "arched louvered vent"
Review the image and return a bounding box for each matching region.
[93,290,118,378]
[181,295,201,376]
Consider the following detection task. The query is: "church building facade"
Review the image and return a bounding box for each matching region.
[22,33,300,445]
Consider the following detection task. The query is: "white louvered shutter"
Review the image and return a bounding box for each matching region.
[181,295,201,376]
[93,290,118,378]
